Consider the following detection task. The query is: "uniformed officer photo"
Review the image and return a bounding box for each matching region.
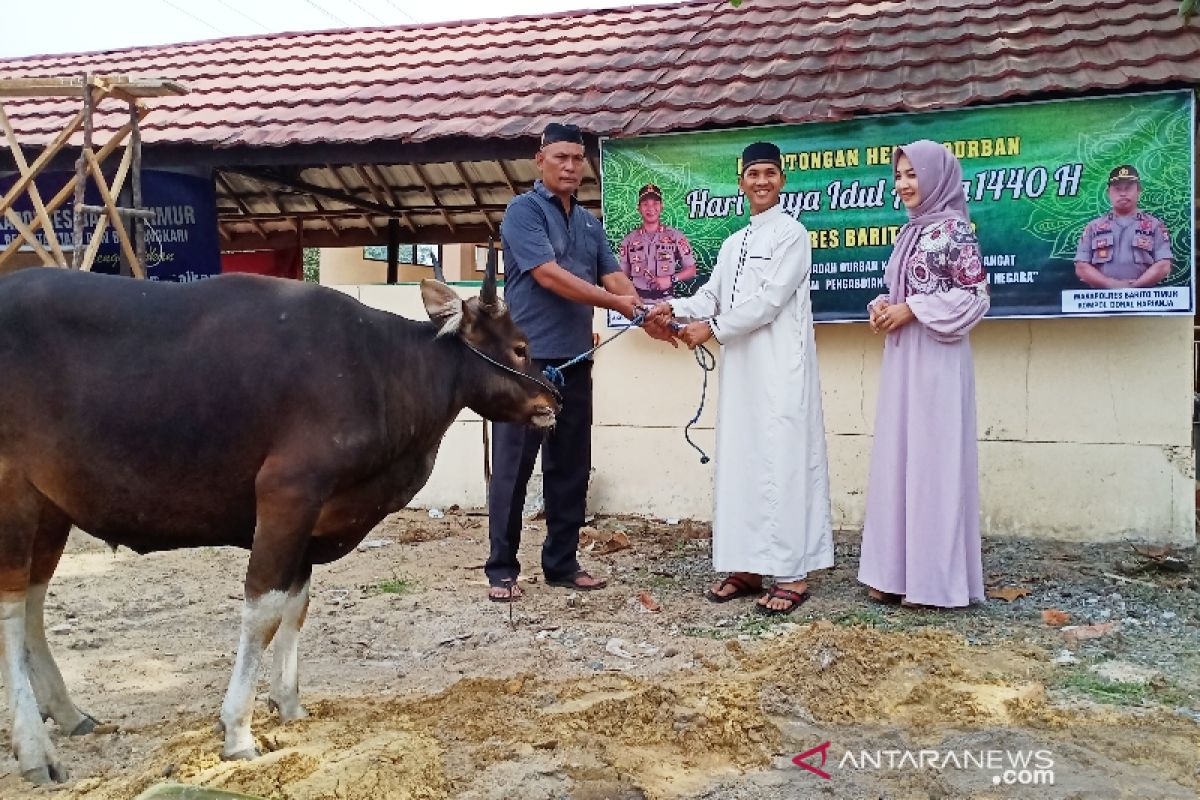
[617,183,698,303]
[1074,165,1172,290]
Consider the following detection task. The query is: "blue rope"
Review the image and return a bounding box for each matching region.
[683,342,716,464]
[541,311,647,387]
[542,311,716,465]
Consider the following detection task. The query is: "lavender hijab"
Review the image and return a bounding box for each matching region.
[885,140,970,303]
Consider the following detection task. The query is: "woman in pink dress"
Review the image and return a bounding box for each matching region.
[858,140,989,609]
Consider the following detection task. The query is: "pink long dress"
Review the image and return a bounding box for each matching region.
[858,218,990,608]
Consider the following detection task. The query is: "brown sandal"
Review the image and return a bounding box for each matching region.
[705,574,763,603]
[545,571,607,591]
[755,584,810,616]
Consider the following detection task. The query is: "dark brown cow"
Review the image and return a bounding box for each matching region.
[0,257,557,783]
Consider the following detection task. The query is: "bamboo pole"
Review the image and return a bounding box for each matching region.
[0,106,66,265]
[0,117,139,270]
[83,148,143,278]
[79,143,134,272]
[71,73,92,269]
[0,107,85,214]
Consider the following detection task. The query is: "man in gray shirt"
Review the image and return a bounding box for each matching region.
[1074,165,1172,289]
[486,122,673,602]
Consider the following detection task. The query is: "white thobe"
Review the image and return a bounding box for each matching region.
[670,204,834,578]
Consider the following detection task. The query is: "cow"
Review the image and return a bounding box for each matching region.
[0,252,558,784]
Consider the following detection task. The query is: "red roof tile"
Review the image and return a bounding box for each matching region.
[1,0,1196,149]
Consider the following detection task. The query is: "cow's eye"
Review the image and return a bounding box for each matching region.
[514,344,528,359]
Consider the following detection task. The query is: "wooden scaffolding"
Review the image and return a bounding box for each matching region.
[0,75,186,277]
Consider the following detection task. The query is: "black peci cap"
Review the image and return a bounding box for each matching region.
[540,122,585,148]
[741,141,782,175]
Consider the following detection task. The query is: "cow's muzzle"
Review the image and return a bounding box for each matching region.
[531,404,557,429]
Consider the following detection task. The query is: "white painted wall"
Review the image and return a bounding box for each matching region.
[332,282,1196,544]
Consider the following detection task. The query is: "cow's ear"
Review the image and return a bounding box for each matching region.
[420,279,467,338]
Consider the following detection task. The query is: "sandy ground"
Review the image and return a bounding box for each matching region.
[1,508,1197,799]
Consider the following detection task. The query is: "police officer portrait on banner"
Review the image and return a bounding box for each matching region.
[618,183,698,303]
[1074,165,1172,290]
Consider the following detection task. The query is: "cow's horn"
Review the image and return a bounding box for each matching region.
[480,237,500,313]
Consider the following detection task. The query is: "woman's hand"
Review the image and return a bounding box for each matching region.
[868,298,889,334]
[875,302,915,333]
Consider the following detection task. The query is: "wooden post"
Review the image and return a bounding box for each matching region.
[482,420,491,489]
[131,98,145,270]
[71,72,91,269]
[386,218,399,284]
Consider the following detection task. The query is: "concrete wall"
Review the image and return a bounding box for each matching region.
[320,243,487,285]
[331,281,1196,544]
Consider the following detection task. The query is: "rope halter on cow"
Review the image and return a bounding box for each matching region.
[466,237,712,463]
[464,238,562,404]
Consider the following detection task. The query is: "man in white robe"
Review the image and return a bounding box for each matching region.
[648,141,834,614]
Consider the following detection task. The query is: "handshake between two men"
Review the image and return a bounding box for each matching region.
[629,301,714,350]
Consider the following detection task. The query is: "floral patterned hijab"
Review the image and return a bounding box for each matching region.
[884,140,969,302]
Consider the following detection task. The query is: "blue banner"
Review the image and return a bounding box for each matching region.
[0,169,221,282]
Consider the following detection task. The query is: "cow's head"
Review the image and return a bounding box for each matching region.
[420,243,559,428]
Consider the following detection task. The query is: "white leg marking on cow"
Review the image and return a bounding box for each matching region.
[219,590,287,759]
[269,580,310,722]
[1,598,62,781]
[24,584,93,734]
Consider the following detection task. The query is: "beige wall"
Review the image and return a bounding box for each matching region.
[332,282,1196,544]
[319,243,483,285]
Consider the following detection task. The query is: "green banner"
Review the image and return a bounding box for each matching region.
[600,91,1195,321]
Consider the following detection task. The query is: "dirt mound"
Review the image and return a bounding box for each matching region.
[4,515,1198,799]
[58,623,1159,800]
[746,623,1054,728]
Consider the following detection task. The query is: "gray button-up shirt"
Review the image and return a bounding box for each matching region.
[500,180,619,360]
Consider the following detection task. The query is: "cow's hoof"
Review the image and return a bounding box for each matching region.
[70,714,99,736]
[221,747,260,762]
[285,706,310,723]
[22,762,68,785]
[268,698,309,722]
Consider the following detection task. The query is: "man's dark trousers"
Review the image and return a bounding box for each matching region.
[486,360,592,586]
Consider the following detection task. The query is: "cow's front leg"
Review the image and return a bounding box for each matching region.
[218,590,288,759]
[268,568,311,722]
[219,472,320,760]
[24,514,95,737]
[0,482,66,784]
[1,594,65,784]
[25,583,97,736]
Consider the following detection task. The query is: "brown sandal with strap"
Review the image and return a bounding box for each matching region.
[704,574,763,603]
[756,584,810,616]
